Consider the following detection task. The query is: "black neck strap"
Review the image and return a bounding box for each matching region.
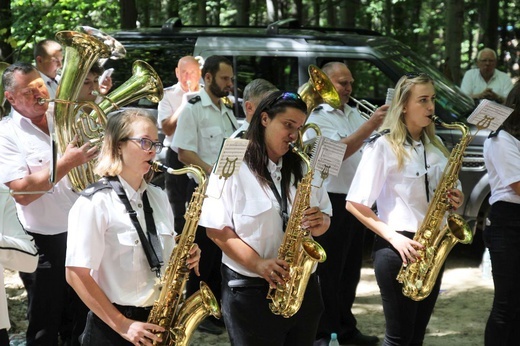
[264,168,289,231]
[107,177,163,277]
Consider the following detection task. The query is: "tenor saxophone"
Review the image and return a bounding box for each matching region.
[396,115,476,301]
[147,161,221,346]
[267,144,327,318]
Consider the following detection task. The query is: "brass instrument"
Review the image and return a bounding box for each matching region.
[0,62,10,117]
[267,143,327,318]
[349,96,378,120]
[52,27,125,191]
[299,64,341,113]
[396,115,490,301]
[147,160,221,346]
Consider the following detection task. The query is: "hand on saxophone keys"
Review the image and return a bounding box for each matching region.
[302,206,331,237]
[447,188,464,211]
[258,258,289,288]
[186,243,201,276]
[389,232,424,265]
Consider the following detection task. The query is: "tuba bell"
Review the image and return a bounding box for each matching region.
[298,64,341,114]
[52,27,126,191]
[0,62,10,117]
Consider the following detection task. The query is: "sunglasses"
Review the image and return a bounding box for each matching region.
[405,72,432,79]
[266,92,305,110]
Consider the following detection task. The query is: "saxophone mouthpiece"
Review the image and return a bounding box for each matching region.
[37,98,49,105]
[148,160,175,174]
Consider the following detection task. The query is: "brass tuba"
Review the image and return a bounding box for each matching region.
[0,62,9,117]
[147,161,221,346]
[396,115,490,300]
[52,27,125,191]
[299,64,341,114]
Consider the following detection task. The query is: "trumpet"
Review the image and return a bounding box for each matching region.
[349,96,378,121]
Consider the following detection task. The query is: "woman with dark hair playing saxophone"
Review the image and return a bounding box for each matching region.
[199,91,332,346]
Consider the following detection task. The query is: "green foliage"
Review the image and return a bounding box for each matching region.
[8,0,120,62]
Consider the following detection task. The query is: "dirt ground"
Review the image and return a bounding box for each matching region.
[5,250,493,346]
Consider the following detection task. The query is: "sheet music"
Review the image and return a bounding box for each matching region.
[310,136,346,177]
[467,99,514,131]
[213,138,249,177]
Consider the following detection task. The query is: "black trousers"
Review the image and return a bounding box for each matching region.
[483,201,520,346]
[314,192,364,341]
[373,232,442,346]
[221,265,323,346]
[164,147,190,232]
[80,305,151,346]
[20,232,70,346]
[185,179,222,312]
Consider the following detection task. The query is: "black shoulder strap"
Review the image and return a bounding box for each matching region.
[488,127,502,138]
[80,178,112,197]
[107,177,163,276]
[188,95,202,104]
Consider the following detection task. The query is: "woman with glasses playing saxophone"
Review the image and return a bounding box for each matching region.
[346,73,464,346]
[65,109,201,346]
[199,91,332,346]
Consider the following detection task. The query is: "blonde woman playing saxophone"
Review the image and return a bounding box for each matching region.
[346,73,463,346]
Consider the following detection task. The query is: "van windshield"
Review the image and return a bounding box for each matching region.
[381,44,476,122]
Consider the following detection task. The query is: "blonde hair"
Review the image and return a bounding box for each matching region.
[94,108,158,181]
[380,74,450,169]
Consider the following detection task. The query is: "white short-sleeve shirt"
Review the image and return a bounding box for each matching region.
[484,130,520,205]
[305,103,367,194]
[460,68,513,100]
[66,176,176,307]
[0,109,78,235]
[157,83,184,146]
[172,88,238,165]
[199,160,332,277]
[347,135,450,233]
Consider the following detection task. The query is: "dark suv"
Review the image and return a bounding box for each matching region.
[108,20,488,256]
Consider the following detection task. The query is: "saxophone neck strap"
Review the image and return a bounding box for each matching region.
[264,168,289,232]
[107,176,163,277]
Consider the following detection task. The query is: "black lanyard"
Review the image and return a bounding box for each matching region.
[264,168,289,232]
[107,177,163,277]
[423,147,430,203]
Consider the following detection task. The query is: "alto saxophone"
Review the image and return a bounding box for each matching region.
[396,115,484,301]
[267,144,327,318]
[147,161,221,346]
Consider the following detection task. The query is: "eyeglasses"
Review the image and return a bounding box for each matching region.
[123,137,164,153]
[478,59,496,63]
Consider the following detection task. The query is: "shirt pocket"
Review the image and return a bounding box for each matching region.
[234,199,273,241]
[200,126,224,158]
[25,151,49,174]
[156,223,175,258]
[116,230,143,271]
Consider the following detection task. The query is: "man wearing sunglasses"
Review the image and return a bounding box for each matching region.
[460,48,513,104]
[305,61,388,346]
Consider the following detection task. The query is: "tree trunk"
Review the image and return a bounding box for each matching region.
[340,0,358,28]
[120,0,138,29]
[481,0,499,51]
[197,0,207,24]
[235,0,250,25]
[0,0,13,62]
[445,0,464,84]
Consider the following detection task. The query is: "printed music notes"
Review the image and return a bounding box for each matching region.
[467,99,514,131]
[213,138,249,178]
[310,136,347,178]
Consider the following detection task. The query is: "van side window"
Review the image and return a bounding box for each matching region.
[317,58,394,106]
[231,56,299,93]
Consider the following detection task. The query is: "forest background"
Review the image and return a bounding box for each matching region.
[0,0,519,88]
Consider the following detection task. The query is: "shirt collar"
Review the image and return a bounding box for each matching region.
[117,174,148,202]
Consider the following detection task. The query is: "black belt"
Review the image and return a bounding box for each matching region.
[228,277,268,288]
[113,303,152,321]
